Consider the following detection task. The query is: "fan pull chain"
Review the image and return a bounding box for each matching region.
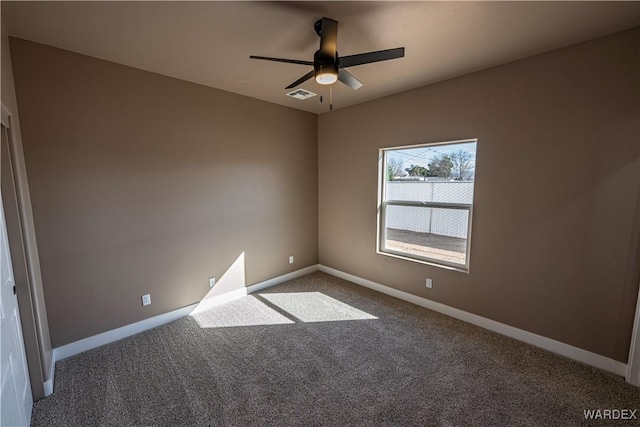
[330,86,333,111]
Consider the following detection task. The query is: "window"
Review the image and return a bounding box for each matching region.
[377,139,477,272]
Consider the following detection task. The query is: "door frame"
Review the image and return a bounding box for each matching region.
[1,107,33,423]
[626,173,640,387]
[1,103,48,399]
[627,286,640,386]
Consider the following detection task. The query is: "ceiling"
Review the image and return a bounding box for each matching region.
[2,1,639,114]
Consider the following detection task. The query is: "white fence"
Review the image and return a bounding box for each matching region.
[385,181,473,238]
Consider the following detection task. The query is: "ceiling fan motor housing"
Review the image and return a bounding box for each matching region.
[314,19,324,37]
[313,50,338,78]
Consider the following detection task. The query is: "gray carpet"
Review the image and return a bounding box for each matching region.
[32,272,640,426]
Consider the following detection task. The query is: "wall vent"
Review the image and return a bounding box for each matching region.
[286,89,317,100]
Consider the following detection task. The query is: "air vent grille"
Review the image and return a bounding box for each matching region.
[286,89,317,100]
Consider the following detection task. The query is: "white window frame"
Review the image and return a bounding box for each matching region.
[376,139,476,273]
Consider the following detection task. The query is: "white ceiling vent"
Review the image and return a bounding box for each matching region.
[286,89,317,100]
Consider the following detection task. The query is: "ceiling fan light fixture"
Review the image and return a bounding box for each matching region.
[315,63,338,85]
[316,71,338,85]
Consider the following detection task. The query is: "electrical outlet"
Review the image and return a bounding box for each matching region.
[289,256,294,264]
[141,294,151,306]
[426,278,433,289]
[209,277,216,288]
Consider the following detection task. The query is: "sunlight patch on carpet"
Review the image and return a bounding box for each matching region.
[190,295,294,328]
[259,292,378,323]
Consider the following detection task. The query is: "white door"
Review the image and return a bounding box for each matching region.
[0,125,32,426]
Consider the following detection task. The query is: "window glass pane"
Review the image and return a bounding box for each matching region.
[380,140,476,270]
[385,141,477,180]
[384,205,469,265]
[386,181,474,204]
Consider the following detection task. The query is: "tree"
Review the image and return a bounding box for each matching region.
[450,149,474,180]
[405,164,429,179]
[387,157,406,181]
[427,154,453,179]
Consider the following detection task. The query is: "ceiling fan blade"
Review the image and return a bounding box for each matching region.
[319,17,338,58]
[339,47,405,68]
[285,70,315,89]
[338,69,363,90]
[250,56,314,66]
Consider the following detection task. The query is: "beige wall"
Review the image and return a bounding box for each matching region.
[9,27,640,364]
[1,26,52,398]
[318,28,640,362]
[9,38,318,347]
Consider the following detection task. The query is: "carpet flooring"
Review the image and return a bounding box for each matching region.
[31,272,640,426]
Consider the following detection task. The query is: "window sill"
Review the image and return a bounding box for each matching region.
[376,249,470,274]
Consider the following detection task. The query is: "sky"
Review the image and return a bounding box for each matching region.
[387,141,477,174]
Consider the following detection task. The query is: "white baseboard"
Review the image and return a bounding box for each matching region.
[249,265,318,293]
[318,264,628,377]
[51,264,319,382]
[43,377,53,397]
[190,264,320,314]
[50,263,624,394]
[53,303,198,363]
[42,350,55,397]
[189,288,249,314]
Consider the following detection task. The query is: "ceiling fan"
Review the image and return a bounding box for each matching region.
[250,17,405,90]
